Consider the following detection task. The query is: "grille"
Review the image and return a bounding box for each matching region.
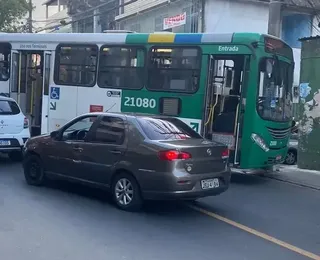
[160,97,181,116]
[267,127,291,139]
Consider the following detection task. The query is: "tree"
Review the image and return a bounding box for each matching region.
[0,0,30,32]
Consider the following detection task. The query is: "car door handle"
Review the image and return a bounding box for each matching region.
[110,150,122,155]
[73,147,83,152]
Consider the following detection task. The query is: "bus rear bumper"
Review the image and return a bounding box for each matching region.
[231,166,274,175]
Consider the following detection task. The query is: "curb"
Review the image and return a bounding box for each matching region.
[262,173,320,191]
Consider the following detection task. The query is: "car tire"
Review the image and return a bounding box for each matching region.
[8,151,23,162]
[111,172,143,212]
[23,154,46,186]
[285,149,297,165]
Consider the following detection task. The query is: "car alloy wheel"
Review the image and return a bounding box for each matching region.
[112,172,143,212]
[115,178,134,206]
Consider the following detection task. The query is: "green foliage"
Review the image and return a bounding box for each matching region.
[0,0,30,32]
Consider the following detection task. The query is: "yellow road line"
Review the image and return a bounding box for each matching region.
[189,204,320,260]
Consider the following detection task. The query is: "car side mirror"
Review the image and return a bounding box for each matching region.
[50,130,59,139]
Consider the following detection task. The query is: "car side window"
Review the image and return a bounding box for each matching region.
[61,115,98,141]
[92,116,125,145]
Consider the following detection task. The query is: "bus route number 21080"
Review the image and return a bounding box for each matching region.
[123,97,156,109]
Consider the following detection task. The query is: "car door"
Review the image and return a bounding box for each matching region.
[44,114,99,178]
[74,115,128,186]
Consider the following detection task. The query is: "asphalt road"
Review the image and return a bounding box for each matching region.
[1,157,319,260]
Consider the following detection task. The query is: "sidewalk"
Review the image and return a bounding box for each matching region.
[264,165,320,190]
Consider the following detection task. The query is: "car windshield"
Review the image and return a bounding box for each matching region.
[0,100,20,115]
[137,117,202,140]
[257,58,293,122]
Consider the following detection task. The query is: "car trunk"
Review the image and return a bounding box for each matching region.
[0,114,24,135]
[159,139,228,174]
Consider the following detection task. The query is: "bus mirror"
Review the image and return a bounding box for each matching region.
[292,85,299,104]
[291,120,298,134]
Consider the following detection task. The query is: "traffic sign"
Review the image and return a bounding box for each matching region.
[50,87,60,100]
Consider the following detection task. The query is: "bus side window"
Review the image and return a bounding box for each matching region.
[147,46,201,93]
[54,44,98,87]
[97,46,145,90]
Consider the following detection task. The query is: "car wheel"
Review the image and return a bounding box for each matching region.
[23,155,46,186]
[285,150,297,165]
[111,172,143,212]
[8,151,23,162]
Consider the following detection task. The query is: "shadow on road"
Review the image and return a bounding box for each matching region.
[44,179,189,215]
[231,173,269,185]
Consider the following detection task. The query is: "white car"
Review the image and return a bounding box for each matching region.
[0,96,30,161]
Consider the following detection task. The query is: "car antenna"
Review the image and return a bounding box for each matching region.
[105,103,116,112]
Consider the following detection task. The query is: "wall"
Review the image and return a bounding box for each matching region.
[32,0,48,32]
[117,0,199,33]
[116,0,168,20]
[205,0,269,33]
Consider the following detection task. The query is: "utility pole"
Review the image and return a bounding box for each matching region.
[28,0,33,33]
[268,0,283,37]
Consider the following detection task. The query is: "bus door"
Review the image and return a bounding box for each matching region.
[41,51,52,134]
[10,50,46,136]
[204,55,249,165]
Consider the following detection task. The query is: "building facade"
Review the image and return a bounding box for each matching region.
[43,0,71,33]
[115,0,202,33]
[204,0,319,87]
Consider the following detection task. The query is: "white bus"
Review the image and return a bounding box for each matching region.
[0,33,138,136]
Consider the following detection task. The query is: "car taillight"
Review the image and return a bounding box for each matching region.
[23,117,29,129]
[158,150,192,161]
[221,148,229,159]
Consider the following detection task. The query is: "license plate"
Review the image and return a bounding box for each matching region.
[201,178,220,190]
[0,140,10,146]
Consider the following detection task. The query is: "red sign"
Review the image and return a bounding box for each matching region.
[163,12,186,30]
[89,105,103,113]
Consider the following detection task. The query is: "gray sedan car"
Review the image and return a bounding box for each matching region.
[23,113,231,211]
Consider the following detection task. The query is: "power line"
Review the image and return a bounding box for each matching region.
[36,0,137,33]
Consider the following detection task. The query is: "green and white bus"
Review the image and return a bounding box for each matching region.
[0,32,294,173]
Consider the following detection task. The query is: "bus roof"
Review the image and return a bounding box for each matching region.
[0,32,277,45]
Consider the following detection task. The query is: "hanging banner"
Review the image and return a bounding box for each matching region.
[163,12,187,30]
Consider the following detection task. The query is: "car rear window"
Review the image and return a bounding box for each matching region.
[137,117,202,140]
[0,100,20,115]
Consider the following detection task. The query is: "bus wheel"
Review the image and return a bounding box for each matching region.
[285,150,297,165]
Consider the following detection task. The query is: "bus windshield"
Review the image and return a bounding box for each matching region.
[257,58,293,122]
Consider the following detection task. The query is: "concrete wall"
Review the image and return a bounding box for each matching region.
[205,0,269,33]
[116,0,169,20]
[117,0,199,33]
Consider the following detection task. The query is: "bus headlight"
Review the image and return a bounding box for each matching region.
[251,133,270,152]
